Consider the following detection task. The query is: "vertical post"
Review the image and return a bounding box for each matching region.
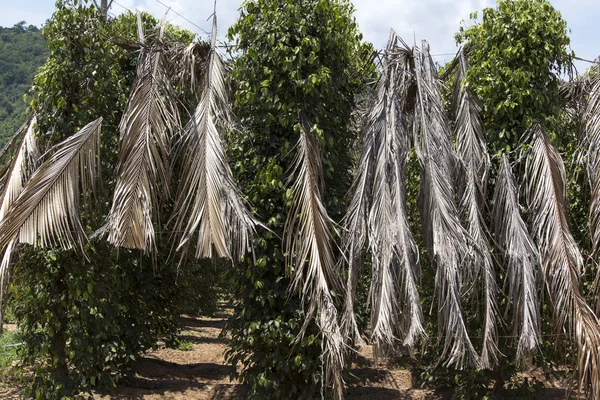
[94,0,113,21]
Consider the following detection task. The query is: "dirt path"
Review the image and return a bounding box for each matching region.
[1,303,583,399]
[93,305,579,399]
[93,304,440,400]
[96,307,240,400]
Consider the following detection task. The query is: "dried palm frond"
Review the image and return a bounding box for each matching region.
[168,40,211,103]
[341,31,425,354]
[0,116,40,221]
[107,13,180,252]
[581,63,600,257]
[369,32,423,352]
[452,50,499,368]
[284,113,344,399]
[0,121,34,190]
[493,155,541,362]
[414,41,478,369]
[0,116,40,313]
[170,15,255,261]
[577,64,600,315]
[526,124,600,398]
[0,118,101,254]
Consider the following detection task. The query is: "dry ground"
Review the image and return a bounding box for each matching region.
[0,305,583,399]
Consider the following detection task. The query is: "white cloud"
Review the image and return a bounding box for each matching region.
[113,0,240,41]
[113,0,496,64]
[1,0,597,70]
[113,0,494,53]
[353,0,493,60]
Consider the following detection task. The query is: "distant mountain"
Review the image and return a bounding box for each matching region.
[0,22,49,146]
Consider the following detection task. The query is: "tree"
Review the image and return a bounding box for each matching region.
[0,23,48,145]
[455,0,572,152]
[223,0,374,398]
[0,3,210,398]
[12,21,26,32]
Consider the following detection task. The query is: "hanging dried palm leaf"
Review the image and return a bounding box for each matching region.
[107,13,180,252]
[526,124,600,398]
[285,113,344,400]
[493,155,541,362]
[170,15,256,261]
[577,64,600,315]
[0,115,40,319]
[0,118,101,254]
[452,49,499,368]
[414,41,478,369]
[342,31,424,354]
[169,40,211,103]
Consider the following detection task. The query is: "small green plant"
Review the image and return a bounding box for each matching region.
[177,340,194,351]
[0,331,21,368]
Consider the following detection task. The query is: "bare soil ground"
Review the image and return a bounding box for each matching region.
[0,306,583,399]
[94,308,239,400]
[93,304,579,399]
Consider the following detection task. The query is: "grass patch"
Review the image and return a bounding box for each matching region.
[177,340,194,351]
[0,331,21,368]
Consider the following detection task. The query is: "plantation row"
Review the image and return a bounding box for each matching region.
[0,0,599,399]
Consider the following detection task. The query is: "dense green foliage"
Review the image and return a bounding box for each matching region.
[0,331,20,368]
[456,0,572,152]
[3,2,219,398]
[1,0,597,398]
[30,1,133,149]
[223,0,374,397]
[0,22,48,146]
[11,244,182,399]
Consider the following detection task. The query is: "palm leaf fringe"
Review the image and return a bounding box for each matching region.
[452,49,499,368]
[0,118,102,254]
[170,15,255,261]
[0,116,40,221]
[169,41,211,103]
[340,124,370,347]
[0,119,38,190]
[285,113,344,399]
[493,155,541,362]
[414,40,478,369]
[525,124,600,398]
[107,13,180,252]
[578,64,600,314]
[342,31,424,355]
[0,116,40,317]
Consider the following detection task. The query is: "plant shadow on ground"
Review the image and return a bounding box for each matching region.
[94,304,582,399]
[179,315,227,330]
[344,351,583,400]
[344,352,447,400]
[95,304,238,399]
[95,358,239,399]
[178,333,228,345]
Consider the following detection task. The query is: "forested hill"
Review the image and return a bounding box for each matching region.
[0,22,49,146]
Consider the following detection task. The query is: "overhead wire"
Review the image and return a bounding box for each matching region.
[152,0,211,36]
[111,0,211,37]
[107,1,599,67]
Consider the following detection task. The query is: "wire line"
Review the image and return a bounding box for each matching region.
[153,0,211,35]
[111,0,211,36]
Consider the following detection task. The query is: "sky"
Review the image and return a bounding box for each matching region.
[0,0,598,72]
